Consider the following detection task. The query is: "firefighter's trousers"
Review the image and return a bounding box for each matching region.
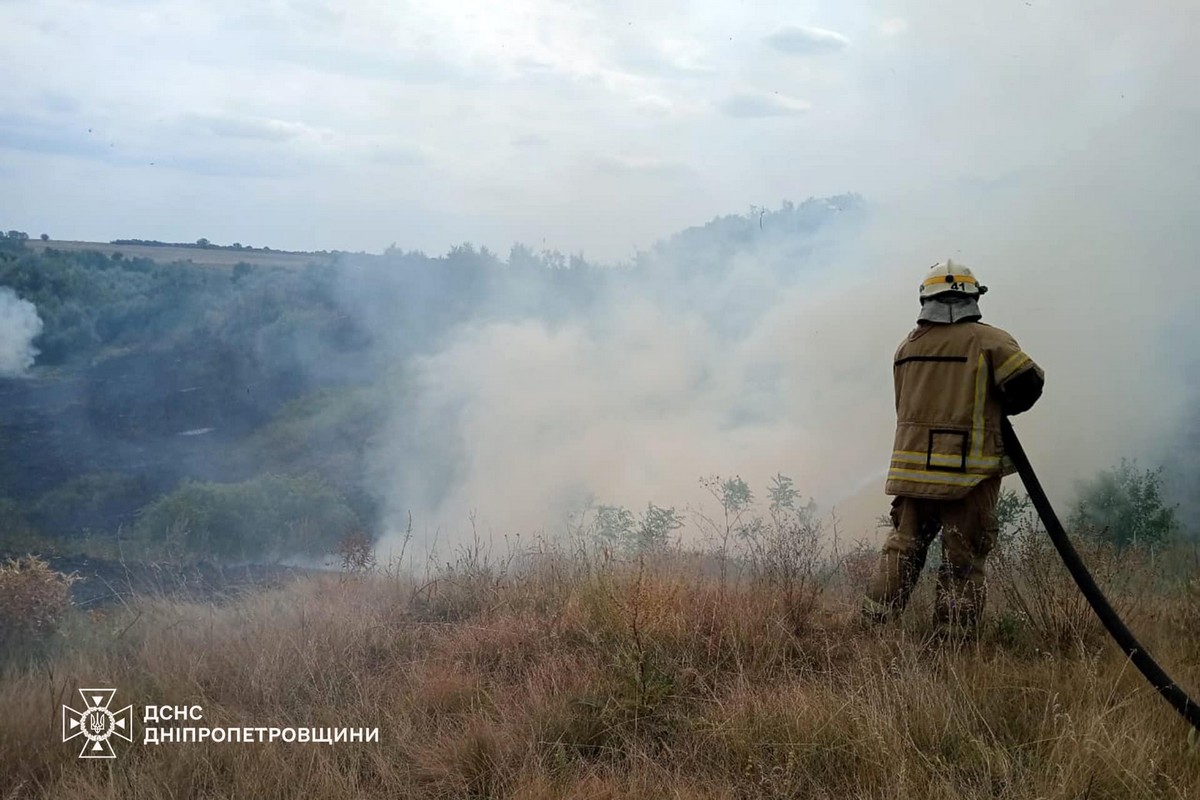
[864,476,1001,629]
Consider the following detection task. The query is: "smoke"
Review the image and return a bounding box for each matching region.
[347,1,1200,552]
[369,170,1198,555]
[0,288,42,376]
[362,203,892,553]
[4,1,1197,559]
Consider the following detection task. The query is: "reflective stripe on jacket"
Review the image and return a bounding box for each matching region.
[885,321,1043,499]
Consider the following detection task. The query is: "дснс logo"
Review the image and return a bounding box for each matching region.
[62,688,134,758]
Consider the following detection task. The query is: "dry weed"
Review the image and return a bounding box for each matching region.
[0,555,76,648]
[0,544,1196,799]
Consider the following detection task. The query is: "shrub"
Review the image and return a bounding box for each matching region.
[133,474,360,560]
[336,531,377,575]
[590,503,683,555]
[995,488,1032,541]
[30,472,151,537]
[691,473,827,627]
[0,556,75,647]
[735,475,825,627]
[991,514,1157,654]
[1069,459,1178,548]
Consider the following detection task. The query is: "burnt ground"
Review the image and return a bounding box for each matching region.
[2,552,327,608]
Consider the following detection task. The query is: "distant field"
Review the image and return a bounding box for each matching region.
[26,239,342,270]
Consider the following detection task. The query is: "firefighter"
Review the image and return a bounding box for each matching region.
[863,260,1045,630]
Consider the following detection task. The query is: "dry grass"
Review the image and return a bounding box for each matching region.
[0,555,76,649]
[1,537,1198,799]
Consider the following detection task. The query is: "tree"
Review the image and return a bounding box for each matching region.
[196,238,210,247]
[767,473,799,511]
[591,502,682,554]
[1069,459,1178,547]
[633,503,683,552]
[995,488,1032,540]
[39,233,49,242]
[593,505,635,550]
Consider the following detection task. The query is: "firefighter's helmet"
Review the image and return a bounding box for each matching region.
[919,260,988,303]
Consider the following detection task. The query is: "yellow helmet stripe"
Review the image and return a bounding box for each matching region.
[922,274,977,287]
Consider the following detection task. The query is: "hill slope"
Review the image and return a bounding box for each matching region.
[26,239,339,270]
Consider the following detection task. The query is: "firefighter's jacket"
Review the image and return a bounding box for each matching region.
[885,320,1044,500]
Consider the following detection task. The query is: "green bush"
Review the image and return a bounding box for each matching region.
[1069,459,1178,548]
[995,488,1033,542]
[30,472,150,537]
[237,386,384,479]
[591,503,683,554]
[133,474,360,560]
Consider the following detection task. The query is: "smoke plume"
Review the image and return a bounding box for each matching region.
[364,2,1200,553]
[0,288,42,376]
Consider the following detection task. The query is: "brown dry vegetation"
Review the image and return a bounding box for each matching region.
[1,529,1199,800]
[0,556,75,648]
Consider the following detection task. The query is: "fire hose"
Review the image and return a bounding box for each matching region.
[1002,417,1200,740]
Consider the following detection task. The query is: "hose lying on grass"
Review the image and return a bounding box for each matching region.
[1002,417,1200,737]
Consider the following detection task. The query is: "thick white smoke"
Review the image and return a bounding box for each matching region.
[372,137,1200,556]
[0,288,42,376]
[364,0,1200,555]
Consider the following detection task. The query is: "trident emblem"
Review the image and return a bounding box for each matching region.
[62,688,134,758]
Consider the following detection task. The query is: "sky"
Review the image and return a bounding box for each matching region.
[2,0,1194,261]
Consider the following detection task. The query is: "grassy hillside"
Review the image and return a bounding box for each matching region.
[2,528,1198,799]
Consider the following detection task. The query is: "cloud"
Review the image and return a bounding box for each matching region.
[763,25,850,56]
[510,133,549,149]
[37,92,80,114]
[185,113,316,142]
[632,94,675,115]
[2,0,1199,266]
[719,91,810,118]
[0,112,169,171]
[614,37,716,78]
[595,154,691,176]
[0,113,109,160]
[0,110,327,179]
[271,45,477,86]
[876,18,909,38]
[363,139,429,166]
[177,114,428,171]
